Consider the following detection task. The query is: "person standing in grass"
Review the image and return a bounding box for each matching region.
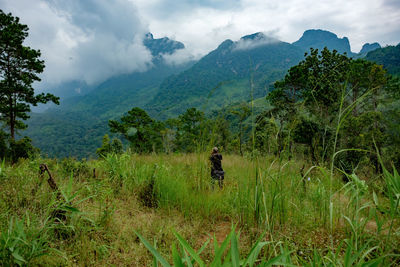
[210,147,224,188]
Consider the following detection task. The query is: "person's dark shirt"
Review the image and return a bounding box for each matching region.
[210,153,223,172]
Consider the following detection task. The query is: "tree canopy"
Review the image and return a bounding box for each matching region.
[264,47,400,169]
[0,10,59,140]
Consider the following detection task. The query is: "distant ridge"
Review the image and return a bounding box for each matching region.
[147,32,304,118]
[365,43,400,76]
[359,42,381,55]
[293,29,353,55]
[143,33,185,56]
[26,29,399,158]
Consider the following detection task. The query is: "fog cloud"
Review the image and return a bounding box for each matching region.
[1,0,152,86]
[1,0,399,90]
[233,33,280,51]
[162,49,196,66]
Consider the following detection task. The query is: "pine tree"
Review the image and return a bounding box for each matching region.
[0,10,59,140]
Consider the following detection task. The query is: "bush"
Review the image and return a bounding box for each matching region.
[9,137,39,163]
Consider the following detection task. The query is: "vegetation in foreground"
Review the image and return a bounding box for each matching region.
[0,152,399,265]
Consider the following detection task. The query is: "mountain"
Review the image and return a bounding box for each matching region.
[143,33,185,56]
[146,32,304,119]
[365,43,400,76]
[359,42,381,55]
[293,29,353,55]
[24,29,394,158]
[24,33,193,158]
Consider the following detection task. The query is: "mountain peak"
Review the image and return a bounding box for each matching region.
[293,29,352,55]
[233,32,280,51]
[240,32,266,41]
[359,42,381,54]
[143,32,185,56]
[239,32,279,43]
[217,39,234,49]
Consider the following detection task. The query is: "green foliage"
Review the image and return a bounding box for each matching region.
[1,153,400,264]
[265,48,400,169]
[109,107,164,153]
[148,34,304,118]
[136,227,293,267]
[0,130,7,159]
[23,60,192,158]
[366,43,400,76]
[173,108,206,152]
[60,157,91,178]
[9,137,39,163]
[0,216,49,266]
[254,111,278,154]
[96,134,123,158]
[0,10,59,140]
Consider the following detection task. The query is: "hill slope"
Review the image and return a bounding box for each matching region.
[147,33,304,118]
[365,43,400,76]
[292,29,354,56]
[24,34,192,158]
[25,29,395,158]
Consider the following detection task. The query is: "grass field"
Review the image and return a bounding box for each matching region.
[0,153,399,266]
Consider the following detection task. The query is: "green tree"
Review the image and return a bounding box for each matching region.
[108,107,164,153]
[9,136,39,163]
[0,11,59,140]
[0,129,7,158]
[203,115,233,153]
[230,103,250,155]
[268,47,399,169]
[175,108,205,152]
[340,60,395,172]
[268,48,351,161]
[96,134,123,157]
[254,111,279,154]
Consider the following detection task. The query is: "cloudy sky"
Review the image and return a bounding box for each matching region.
[1,0,400,87]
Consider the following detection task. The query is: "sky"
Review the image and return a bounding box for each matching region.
[1,0,400,88]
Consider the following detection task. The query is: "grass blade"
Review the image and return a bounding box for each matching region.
[134,231,171,267]
[231,230,240,267]
[174,231,205,267]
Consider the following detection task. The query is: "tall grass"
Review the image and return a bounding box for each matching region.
[0,150,399,264]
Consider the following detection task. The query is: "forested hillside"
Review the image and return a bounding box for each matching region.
[147,32,304,118]
[366,43,400,76]
[24,30,400,158]
[24,34,193,158]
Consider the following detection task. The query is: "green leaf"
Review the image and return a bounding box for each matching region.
[12,251,26,264]
[174,231,205,267]
[61,205,80,213]
[197,238,210,257]
[210,230,233,267]
[372,191,379,207]
[134,231,171,267]
[243,241,269,266]
[231,231,240,267]
[172,243,184,267]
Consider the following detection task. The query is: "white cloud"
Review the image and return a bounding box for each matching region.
[233,33,280,51]
[1,0,399,90]
[135,0,400,54]
[162,49,196,66]
[1,0,152,86]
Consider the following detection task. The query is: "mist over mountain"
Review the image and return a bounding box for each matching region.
[143,33,185,56]
[25,33,193,158]
[24,29,400,158]
[146,32,304,118]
